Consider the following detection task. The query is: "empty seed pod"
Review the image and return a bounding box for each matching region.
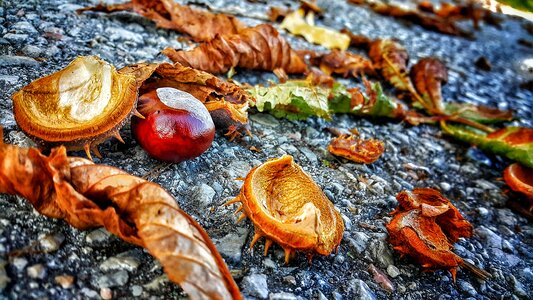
[227,155,344,263]
[12,56,139,159]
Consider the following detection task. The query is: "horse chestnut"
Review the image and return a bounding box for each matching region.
[131,87,215,163]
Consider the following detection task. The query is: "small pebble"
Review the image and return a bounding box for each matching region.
[100,287,113,300]
[242,273,269,299]
[39,232,65,253]
[55,275,74,289]
[387,265,400,278]
[27,264,46,279]
[439,182,451,192]
[131,285,143,297]
[283,275,296,285]
[12,257,28,271]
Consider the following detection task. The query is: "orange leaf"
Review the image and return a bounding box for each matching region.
[386,188,480,280]
[328,134,384,164]
[0,129,241,299]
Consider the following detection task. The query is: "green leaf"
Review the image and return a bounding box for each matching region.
[247,80,403,120]
[329,81,402,118]
[497,0,533,12]
[442,123,533,168]
[247,80,331,120]
[444,102,513,124]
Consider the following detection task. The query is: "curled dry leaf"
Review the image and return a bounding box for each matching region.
[417,1,502,30]
[410,57,448,113]
[121,62,252,139]
[0,128,241,299]
[163,24,307,75]
[368,39,415,93]
[444,102,513,124]
[309,50,376,78]
[79,0,244,42]
[327,134,385,164]
[408,57,510,130]
[280,9,350,50]
[386,188,489,281]
[503,163,533,209]
[12,56,138,160]
[226,155,344,263]
[442,124,533,168]
[339,28,373,50]
[349,1,472,38]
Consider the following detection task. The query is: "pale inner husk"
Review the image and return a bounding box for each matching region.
[28,57,114,128]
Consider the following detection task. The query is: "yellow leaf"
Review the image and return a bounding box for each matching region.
[281,9,350,50]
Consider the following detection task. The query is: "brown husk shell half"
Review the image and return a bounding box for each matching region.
[228,155,344,263]
[12,56,137,153]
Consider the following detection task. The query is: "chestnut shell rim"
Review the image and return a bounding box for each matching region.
[238,155,344,256]
[12,56,138,148]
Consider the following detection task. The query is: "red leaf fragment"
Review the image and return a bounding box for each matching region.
[368,264,394,293]
[328,134,384,164]
[487,127,533,146]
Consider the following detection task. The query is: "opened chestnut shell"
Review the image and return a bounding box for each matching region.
[131,87,215,163]
[12,56,138,159]
[227,155,344,263]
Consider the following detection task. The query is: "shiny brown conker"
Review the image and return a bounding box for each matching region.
[131,87,215,163]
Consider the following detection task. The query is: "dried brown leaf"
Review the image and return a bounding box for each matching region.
[163,24,308,75]
[410,57,448,113]
[328,134,384,164]
[349,1,472,38]
[368,39,415,93]
[0,130,241,299]
[310,50,376,78]
[79,0,244,42]
[386,188,490,281]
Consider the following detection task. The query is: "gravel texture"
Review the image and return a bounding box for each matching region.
[0,0,532,299]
